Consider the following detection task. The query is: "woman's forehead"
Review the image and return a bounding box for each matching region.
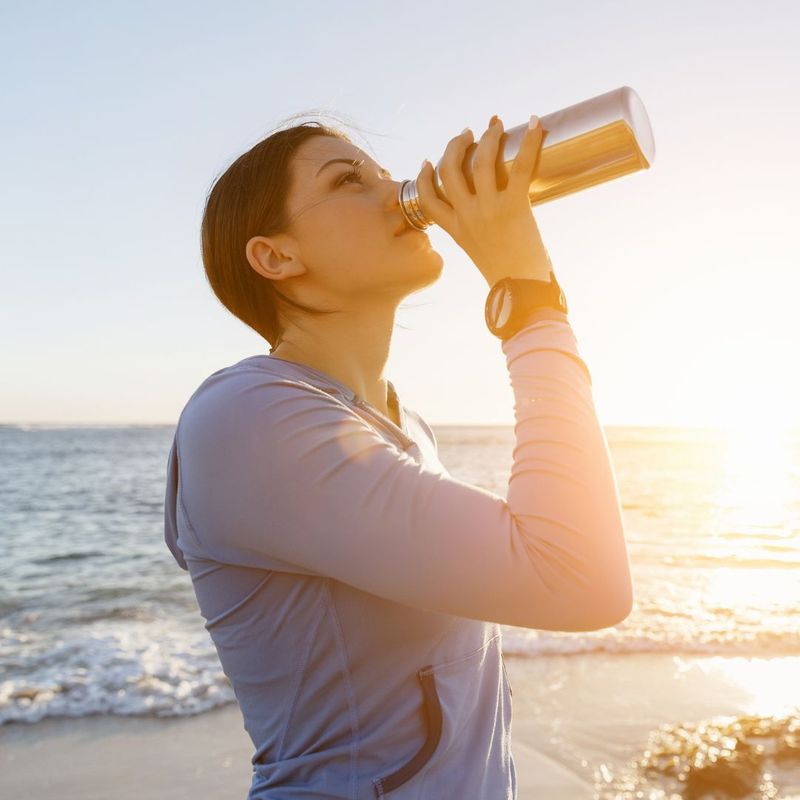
[295,138,368,172]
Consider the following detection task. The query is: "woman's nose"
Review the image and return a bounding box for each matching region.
[386,177,404,209]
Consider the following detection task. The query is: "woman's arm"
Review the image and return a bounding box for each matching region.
[167,310,632,632]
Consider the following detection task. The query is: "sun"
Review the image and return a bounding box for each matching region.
[709,420,796,543]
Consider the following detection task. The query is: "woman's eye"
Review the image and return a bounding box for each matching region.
[337,167,363,186]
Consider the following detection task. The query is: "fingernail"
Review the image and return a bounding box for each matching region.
[528,114,540,131]
[461,126,472,136]
[489,114,499,127]
[420,158,428,171]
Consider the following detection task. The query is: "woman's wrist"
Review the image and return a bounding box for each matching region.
[482,247,553,288]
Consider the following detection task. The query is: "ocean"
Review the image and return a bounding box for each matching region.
[0,424,800,798]
[2,423,799,727]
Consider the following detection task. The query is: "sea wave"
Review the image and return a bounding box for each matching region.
[0,621,234,725]
[2,619,799,726]
[501,627,800,658]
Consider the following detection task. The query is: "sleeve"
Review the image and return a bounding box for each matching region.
[174,309,633,632]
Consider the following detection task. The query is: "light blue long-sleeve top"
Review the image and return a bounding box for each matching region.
[163,306,633,799]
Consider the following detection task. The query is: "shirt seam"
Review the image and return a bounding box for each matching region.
[273,586,330,761]
[173,428,204,551]
[326,580,361,800]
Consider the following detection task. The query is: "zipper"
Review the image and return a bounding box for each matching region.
[353,396,414,451]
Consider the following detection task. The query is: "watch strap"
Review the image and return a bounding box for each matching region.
[485,272,569,340]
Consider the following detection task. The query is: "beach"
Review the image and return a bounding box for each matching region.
[3,651,799,799]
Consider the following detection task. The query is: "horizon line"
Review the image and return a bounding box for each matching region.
[3,421,798,433]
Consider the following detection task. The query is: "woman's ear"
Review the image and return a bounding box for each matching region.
[245,234,307,282]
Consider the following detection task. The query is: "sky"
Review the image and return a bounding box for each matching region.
[1,0,798,429]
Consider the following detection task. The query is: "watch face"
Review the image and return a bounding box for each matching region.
[488,285,513,329]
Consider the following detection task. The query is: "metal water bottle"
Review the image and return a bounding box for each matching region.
[398,85,656,230]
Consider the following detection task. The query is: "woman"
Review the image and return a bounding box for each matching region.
[163,113,633,799]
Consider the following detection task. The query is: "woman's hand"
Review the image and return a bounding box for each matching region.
[416,115,552,287]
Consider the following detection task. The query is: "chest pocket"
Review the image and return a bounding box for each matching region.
[371,631,514,798]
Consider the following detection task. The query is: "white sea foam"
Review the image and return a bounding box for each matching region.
[0,619,235,724]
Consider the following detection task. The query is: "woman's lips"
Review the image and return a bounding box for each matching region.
[395,223,425,236]
[394,215,417,236]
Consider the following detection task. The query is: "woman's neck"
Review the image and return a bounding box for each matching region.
[269,342,396,423]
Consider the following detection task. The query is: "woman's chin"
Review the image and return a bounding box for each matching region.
[407,249,444,288]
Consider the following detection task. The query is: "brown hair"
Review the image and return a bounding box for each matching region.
[200,114,355,353]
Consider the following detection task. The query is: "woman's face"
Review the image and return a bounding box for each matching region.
[278,135,443,301]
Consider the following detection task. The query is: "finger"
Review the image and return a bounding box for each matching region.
[436,127,474,211]
[415,159,456,234]
[473,115,504,199]
[506,115,544,198]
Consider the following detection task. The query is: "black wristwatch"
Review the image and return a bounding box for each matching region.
[484,272,568,340]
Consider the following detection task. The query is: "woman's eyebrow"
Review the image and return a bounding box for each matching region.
[316,158,361,178]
